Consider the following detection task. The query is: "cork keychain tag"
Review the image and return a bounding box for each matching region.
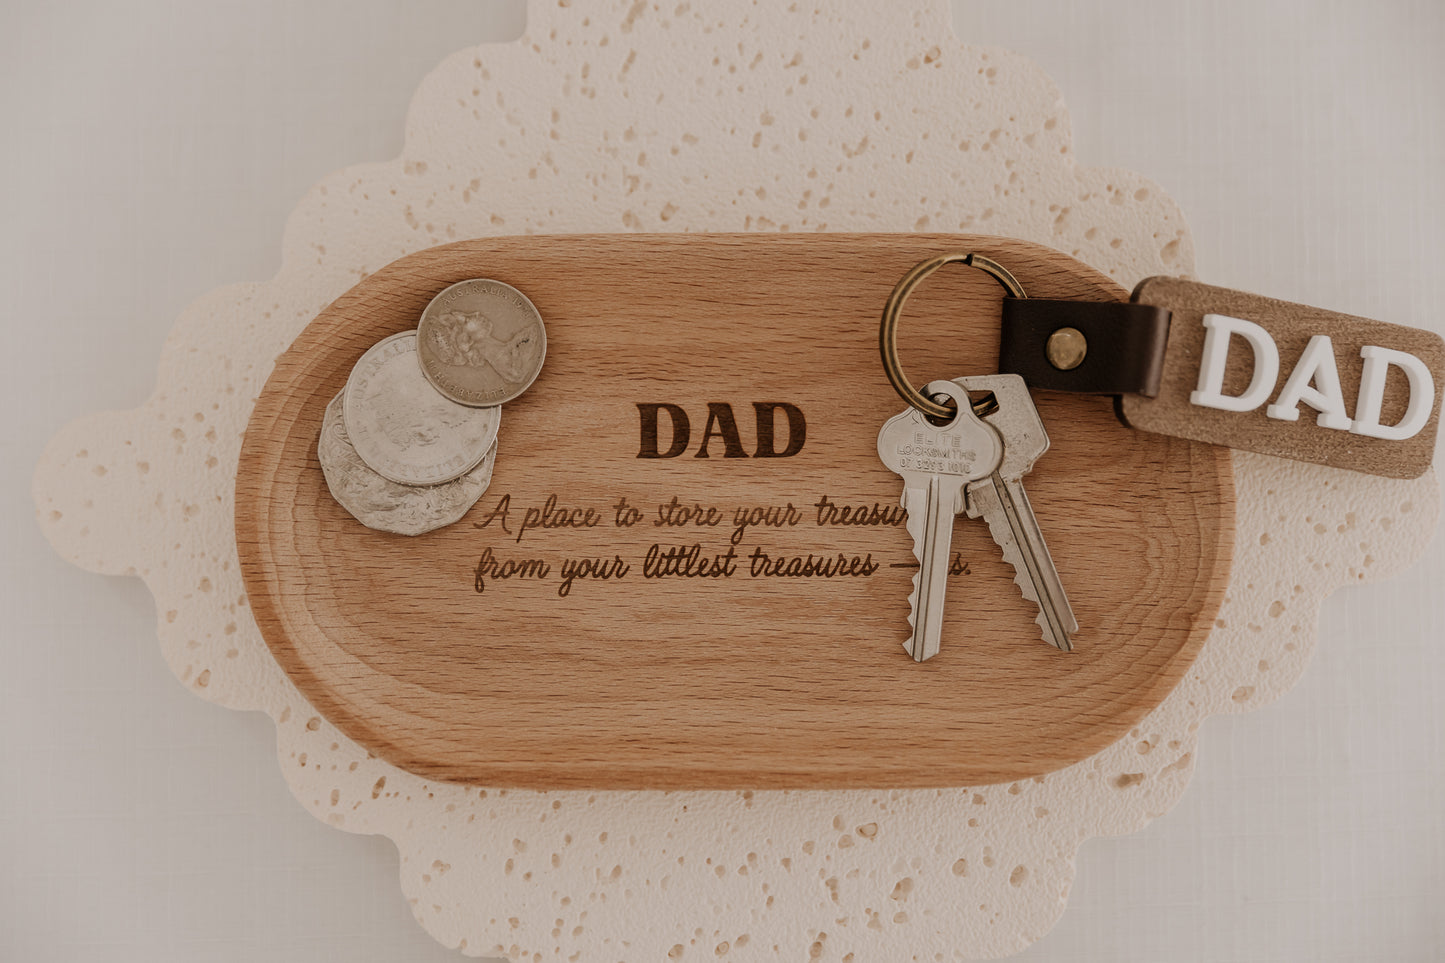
[1122,278,1445,478]
[1001,276,1445,479]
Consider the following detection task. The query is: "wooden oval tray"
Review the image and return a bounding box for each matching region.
[235,234,1234,789]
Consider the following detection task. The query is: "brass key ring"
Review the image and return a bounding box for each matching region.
[879,252,1026,420]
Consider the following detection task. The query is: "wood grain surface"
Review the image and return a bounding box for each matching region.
[234,234,1234,789]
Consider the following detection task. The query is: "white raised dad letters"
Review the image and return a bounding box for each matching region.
[1190,314,1436,441]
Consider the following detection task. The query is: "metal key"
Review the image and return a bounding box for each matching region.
[956,374,1079,652]
[877,380,1003,661]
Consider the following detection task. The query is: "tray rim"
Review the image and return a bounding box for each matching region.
[234,231,1236,790]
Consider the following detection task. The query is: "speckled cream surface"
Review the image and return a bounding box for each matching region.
[32,2,1438,958]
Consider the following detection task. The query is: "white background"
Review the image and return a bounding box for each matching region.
[2,2,1441,960]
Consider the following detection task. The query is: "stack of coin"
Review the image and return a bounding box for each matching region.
[318,279,546,536]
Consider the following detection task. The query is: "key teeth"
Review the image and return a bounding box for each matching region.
[903,549,926,657]
[902,492,928,649]
[906,568,921,633]
[981,498,1068,651]
[1035,610,1072,652]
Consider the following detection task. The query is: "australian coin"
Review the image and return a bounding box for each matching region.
[319,391,496,536]
[416,278,547,407]
[343,332,501,486]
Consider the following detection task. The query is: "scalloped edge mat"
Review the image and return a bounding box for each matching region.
[32,2,1438,958]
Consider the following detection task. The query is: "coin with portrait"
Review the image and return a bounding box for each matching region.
[416,278,547,407]
[343,332,501,486]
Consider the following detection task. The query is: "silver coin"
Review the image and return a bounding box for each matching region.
[319,391,496,536]
[343,331,501,486]
[416,278,547,407]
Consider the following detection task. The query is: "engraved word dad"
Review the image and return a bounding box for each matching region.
[637,402,807,459]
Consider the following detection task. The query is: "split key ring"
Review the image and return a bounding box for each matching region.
[878,252,1026,421]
